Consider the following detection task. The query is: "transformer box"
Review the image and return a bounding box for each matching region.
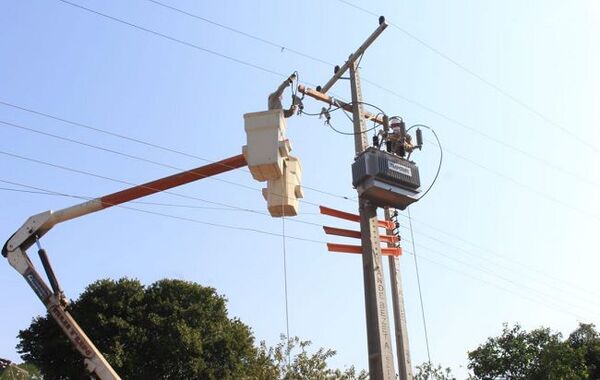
[352,147,421,210]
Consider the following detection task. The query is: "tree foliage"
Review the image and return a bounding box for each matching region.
[414,362,456,380]
[16,278,367,380]
[17,278,273,379]
[468,323,600,380]
[259,335,368,380]
[0,362,41,380]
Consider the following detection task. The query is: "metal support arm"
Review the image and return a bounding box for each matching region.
[320,16,387,93]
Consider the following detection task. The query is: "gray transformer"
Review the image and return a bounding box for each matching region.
[352,147,421,210]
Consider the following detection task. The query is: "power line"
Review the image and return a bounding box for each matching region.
[442,146,599,220]
[4,113,595,317]
[0,101,357,203]
[411,137,599,220]
[405,220,600,307]
[56,0,287,78]
[396,210,600,302]
[0,119,263,191]
[134,0,599,188]
[146,0,335,67]
[410,238,600,317]
[362,79,598,189]
[0,151,327,230]
[15,0,600,312]
[0,118,335,211]
[4,111,595,308]
[4,178,596,320]
[411,252,590,322]
[399,214,597,308]
[0,178,326,246]
[333,0,599,154]
[0,184,320,215]
[50,1,597,190]
[407,208,432,368]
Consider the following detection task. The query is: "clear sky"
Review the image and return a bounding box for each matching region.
[1,1,599,378]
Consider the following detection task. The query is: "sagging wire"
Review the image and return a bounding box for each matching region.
[408,206,433,370]
[300,99,387,136]
[407,124,443,201]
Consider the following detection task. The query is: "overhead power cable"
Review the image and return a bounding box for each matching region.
[396,211,600,301]
[404,219,600,306]
[0,184,317,214]
[3,103,596,306]
[0,150,327,229]
[51,1,596,189]
[11,1,595,301]
[334,0,599,154]
[4,179,596,319]
[441,145,600,221]
[0,101,357,203]
[146,0,335,67]
[45,0,589,194]
[362,79,598,188]
[134,0,598,188]
[410,237,600,317]
[0,118,338,212]
[411,252,590,322]
[56,0,287,78]
[0,178,326,245]
[407,208,432,369]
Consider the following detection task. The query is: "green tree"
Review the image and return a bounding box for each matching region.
[17,277,367,380]
[467,323,587,380]
[260,335,368,380]
[17,278,276,379]
[0,361,41,380]
[568,323,600,379]
[414,362,455,380]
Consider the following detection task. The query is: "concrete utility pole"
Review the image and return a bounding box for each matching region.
[349,60,396,380]
[300,17,417,380]
[385,208,413,380]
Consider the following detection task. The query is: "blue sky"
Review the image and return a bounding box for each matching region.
[1,0,599,377]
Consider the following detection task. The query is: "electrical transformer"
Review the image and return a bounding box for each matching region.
[352,147,421,210]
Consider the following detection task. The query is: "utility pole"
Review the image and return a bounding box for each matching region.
[302,17,415,380]
[349,60,396,380]
[385,208,413,380]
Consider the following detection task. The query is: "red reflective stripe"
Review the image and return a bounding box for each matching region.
[319,206,394,229]
[327,243,362,253]
[323,226,361,239]
[379,235,399,244]
[327,243,402,257]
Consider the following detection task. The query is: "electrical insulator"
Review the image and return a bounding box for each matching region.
[383,115,390,133]
[399,120,406,139]
[416,128,423,149]
[372,135,379,147]
[386,140,392,153]
[398,143,405,158]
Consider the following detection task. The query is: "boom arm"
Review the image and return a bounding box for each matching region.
[2,154,247,380]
